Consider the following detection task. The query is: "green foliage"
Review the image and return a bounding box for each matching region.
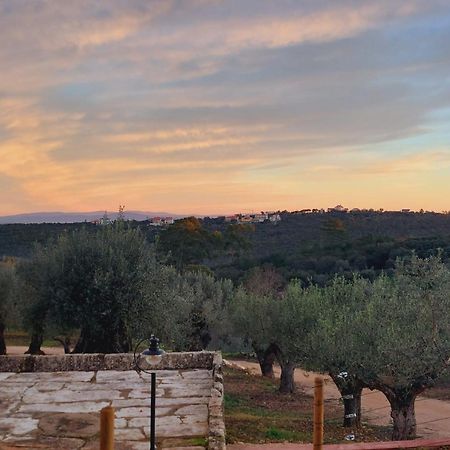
[303,255,450,438]
[265,427,304,440]
[15,223,235,354]
[157,217,221,269]
[353,255,450,389]
[0,260,16,322]
[0,259,18,353]
[229,288,277,352]
[230,280,322,366]
[4,212,450,287]
[181,270,234,350]
[18,224,158,352]
[132,266,234,352]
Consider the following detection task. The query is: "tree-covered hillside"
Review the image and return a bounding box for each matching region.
[203,211,450,283]
[2,211,450,284]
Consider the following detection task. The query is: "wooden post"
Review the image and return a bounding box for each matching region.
[100,406,114,450]
[313,377,324,450]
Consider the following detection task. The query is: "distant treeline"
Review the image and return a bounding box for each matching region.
[2,211,450,284]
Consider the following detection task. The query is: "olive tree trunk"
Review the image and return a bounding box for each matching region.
[388,395,417,440]
[279,361,296,393]
[253,342,277,378]
[273,345,296,393]
[0,322,6,355]
[25,333,45,355]
[375,384,420,441]
[330,373,364,428]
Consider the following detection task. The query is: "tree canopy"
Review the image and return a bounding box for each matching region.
[19,224,159,353]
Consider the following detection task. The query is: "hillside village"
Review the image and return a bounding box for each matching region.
[87,205,441,229]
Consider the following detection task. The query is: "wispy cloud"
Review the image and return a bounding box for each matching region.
[1,1,450,214]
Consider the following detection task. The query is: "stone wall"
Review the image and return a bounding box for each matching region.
[208,352,225,450]
[0,351,215,373]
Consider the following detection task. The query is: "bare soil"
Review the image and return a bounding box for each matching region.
[4,345,65,355]
[229,359,450,440]
[224,366,390,444]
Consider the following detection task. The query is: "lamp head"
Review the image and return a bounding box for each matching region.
[141,335,165,366]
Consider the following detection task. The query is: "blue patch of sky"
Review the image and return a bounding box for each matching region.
[363,126,449,158]
[37,82,104,115]
[381,11,450,62]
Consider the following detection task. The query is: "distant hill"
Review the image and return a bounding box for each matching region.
[0,211,185,224]
[3,211,450,285]
[203,210,450,283]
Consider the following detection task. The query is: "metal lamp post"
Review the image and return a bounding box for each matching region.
[133,335,165,450]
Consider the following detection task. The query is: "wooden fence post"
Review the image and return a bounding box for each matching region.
[314,377,324,450]
[100,406,115,450]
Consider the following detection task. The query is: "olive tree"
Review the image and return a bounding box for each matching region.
[271,282,325,393]
[181,270,234,351]
[230,281,320,393]
[314,255,450,440]
[230,287,282,382]
[131,264,195,351]
[308,276,371,428]
[242,266,286,378]
[19,224,155,353]
[353,255,450,440]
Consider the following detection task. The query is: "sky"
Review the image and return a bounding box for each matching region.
[1,0,450,216]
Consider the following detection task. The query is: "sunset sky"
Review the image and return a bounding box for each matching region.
[1,0,450,216]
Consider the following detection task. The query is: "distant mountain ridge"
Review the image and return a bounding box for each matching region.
[0,211,186,224]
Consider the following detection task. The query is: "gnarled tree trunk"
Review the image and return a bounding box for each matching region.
[374,383,422,441]
[0,322,6,355]
[273,345,296,393]
[25,333,45,355]
[330,372,364,428]
[279,361,296,393]
[389,394,417,440]
[253,342,277,378]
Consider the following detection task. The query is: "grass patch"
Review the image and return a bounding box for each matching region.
[265,427,309,440]
[182,437,208,447]
[160,437,208,448]
[5,331,62,348]
[223,367,390,444]
[5,329,81,350]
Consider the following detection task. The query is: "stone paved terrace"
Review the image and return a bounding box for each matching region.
[0,352,225,450]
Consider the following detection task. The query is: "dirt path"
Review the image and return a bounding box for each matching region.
[229,360,450,439]
[5,345,65,355]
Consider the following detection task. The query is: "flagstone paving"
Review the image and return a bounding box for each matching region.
[0,369,213,449]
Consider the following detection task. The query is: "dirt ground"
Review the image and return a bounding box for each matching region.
[229,359,450,440]
[5,346,65,355]
[224,366,390,445]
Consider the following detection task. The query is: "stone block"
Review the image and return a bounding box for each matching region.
[175,404,208,418]
[38,413,98,438]
[18,401,110,414]
[115,406,173,418]
[22,388,122,404]
[0,418,39,436]
[114,428,145,441]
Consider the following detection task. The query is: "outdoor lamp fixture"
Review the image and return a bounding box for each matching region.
[133,335,165,450]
